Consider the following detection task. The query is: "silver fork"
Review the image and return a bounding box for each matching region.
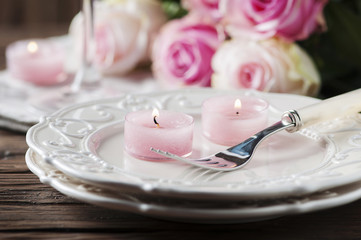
[151,110,298,171]
[151,89,361,171]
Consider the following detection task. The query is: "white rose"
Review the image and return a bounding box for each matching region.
[212,38,320,96]
[69,0,167,75]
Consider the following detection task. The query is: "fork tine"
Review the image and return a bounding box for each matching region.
[150,147,222,171]
[150,147,187,162]
[150,147,212,167]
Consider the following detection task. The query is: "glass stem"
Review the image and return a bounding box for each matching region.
[71,0,100,93]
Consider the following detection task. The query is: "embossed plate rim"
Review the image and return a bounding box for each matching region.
[26,88,361,200]
[26,148,361,223]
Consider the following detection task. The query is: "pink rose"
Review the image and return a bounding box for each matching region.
[152,17,224,88]
[220,0,328,41]
[182,0,222,22]
[212,39,320,96]
[69,0,167,75]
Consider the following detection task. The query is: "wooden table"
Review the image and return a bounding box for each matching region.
[1,25,361,240]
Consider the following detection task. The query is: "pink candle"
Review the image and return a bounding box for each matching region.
[202,96,269,146]
[6,39,65,86]
[124,109,194,161]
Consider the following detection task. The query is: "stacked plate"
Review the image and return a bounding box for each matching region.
[26,89,361,223]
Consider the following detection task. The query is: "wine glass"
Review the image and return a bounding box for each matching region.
[30,0,102,113]
[70,0,100,93]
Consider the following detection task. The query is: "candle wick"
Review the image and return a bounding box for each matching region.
[154,116,160,128]
[236,111,239,115]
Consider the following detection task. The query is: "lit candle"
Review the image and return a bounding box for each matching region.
[202,96,269,146]
[6,39,65,86]
[124,109,194,161]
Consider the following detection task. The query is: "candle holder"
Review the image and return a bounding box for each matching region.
[6,39,66,86]
[202,95,269,146]
[124,109,194,161]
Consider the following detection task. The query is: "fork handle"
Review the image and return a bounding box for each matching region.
[296,88,361,130]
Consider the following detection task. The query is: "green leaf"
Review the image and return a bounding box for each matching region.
[299,1,361,97]
[325,1,361,69]
[161,0,188,20]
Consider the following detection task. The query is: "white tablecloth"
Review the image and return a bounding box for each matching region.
[0,70,158,132]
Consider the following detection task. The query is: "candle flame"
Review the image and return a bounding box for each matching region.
[152,108,160,127]
[152,108,159,118]
[234,99,241,115]
[234,99,242,109]
[27,41,38,53]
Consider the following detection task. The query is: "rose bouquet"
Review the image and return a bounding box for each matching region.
[157,0,361,97]
[68,0,361,97]
[151,0,329,96]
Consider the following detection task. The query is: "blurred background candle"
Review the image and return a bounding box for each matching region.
[6,39,66,86]
[124,109,194,161]
[202,96,269,146]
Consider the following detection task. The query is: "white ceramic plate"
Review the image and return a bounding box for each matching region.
[26,148,361,223]
[26,89,361,200]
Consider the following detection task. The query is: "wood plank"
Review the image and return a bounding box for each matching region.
[0,133,28,159]
[0,131,30,173]
[0,173,41,185]
[0,233,156,240]
[0,156,30,173]
[1,201,361,237]
[0,203,157,230]
[0,173,74,204]
[0,130,23,137]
